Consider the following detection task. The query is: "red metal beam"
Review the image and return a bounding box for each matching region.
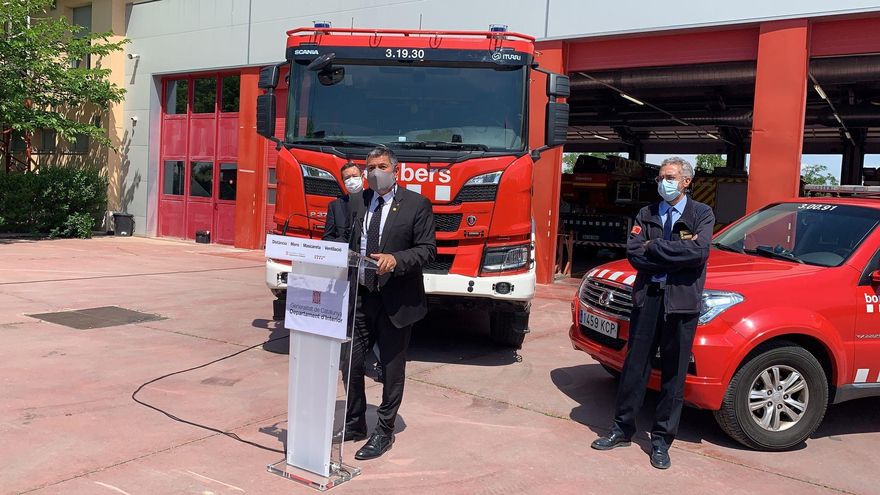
[811,15,880,57]
[567,26,759,72]
[233,68,267,249]
[747,20,810,213]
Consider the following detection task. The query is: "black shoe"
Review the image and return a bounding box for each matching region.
[590,432,632,450]
[332,423,368,443]
[354,432,395,460]
[650,447,671,470]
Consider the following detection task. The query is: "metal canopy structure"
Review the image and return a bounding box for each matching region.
[563,55,880,169]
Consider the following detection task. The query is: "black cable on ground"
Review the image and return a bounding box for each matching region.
[131,334,290,454]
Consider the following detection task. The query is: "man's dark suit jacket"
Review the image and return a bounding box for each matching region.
[322,192,361,242]
[349,187,436,329]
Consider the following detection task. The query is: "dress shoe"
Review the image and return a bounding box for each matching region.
[650,447,671,469]
[354,433,394,460]
[591,432,632,450]
[331,424,367,443]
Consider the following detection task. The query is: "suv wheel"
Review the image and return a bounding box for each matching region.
[714,341,828,451]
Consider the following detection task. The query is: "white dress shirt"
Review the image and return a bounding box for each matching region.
[359,186,397,285]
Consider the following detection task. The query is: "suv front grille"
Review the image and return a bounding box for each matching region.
[579,277,633,320]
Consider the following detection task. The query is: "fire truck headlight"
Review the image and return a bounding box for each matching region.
[300,164,335,180]
[465,171,503,185]
[699,290,744,325]
[482,244,530,272]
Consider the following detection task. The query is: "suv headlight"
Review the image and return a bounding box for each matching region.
[482,244,530,272]
[699,290,744,325]
[465,171,502,185]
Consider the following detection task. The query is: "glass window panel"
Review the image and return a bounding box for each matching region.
[166,80,188,115]
[219,163,237,200]
[163,160,184,195]
[221,76,240,113]
[10,131,26,151]
[267,187,276,205]
[268,167,277,185]
[70,133,89,154]
[193,78,217,114]
[190,161,213,197]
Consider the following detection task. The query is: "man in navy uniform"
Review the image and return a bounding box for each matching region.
[591,157,714,470]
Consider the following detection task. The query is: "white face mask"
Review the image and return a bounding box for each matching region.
[367,168,396,194]
[657,179,681,202]
[343,176,363,194]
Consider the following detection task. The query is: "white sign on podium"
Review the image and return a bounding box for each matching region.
[264,234,363,490]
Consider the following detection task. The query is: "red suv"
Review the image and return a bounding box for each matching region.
[570,194,880,450]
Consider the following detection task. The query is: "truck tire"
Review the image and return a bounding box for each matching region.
[489,310,529,348]
[713,341,828,451]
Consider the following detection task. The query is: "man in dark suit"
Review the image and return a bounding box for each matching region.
[344,147,436,460]
[591,157,714,470]
[322,161,363,242]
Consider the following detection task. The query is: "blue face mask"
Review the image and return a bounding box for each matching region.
[657,179,681,202]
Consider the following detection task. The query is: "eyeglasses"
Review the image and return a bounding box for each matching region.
[654,176,689,183]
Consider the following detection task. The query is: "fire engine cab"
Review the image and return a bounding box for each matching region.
[255,23,569,347]
[570,184,880,450]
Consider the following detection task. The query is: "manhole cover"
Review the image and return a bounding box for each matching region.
[27,306,165,330]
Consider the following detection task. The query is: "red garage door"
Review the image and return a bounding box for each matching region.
[158,74,240,244]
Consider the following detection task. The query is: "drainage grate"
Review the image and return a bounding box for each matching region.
[27,306,165,330]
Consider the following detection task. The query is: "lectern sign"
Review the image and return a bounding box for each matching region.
[265,234,348,267]
[285,271,349,340]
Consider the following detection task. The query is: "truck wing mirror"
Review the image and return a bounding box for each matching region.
[871,270,880,285]
[545,101,569,147]
[256,93,277,140]
[547,73,570,98]
[258,65,280,89]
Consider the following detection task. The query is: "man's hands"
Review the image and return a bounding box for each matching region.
[370,253,397,275]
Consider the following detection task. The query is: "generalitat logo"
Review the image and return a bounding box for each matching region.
[312,291,322,304]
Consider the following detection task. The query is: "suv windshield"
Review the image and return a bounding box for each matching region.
[285,62,526,152]
[713,203,880,267]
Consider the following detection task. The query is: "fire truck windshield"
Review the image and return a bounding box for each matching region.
[713,203,880,267]
[285,62,527,153]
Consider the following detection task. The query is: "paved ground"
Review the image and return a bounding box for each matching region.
[1,237,878,495]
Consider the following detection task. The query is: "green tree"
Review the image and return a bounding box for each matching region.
[696,154,725,173]
[0,0,127,152]
[801,163,839,186]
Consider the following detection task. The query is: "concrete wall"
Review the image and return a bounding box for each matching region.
[120,0,880,236]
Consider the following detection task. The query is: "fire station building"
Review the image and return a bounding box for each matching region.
[52,0,880,284]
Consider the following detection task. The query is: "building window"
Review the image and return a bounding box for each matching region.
[71,5,92,69]
[10,131,26,152]
[267,187,277,205]
[219,163,237,200]
[192,78,217,114]
[69,133,90,154]
[166,80,188,115]
[221,76,240,113]
[190,161,213,198]
[268,167,276,185]
[34,129,57,154]
[163,160,184,195]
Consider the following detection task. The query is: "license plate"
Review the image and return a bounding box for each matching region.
[580,308,618,339]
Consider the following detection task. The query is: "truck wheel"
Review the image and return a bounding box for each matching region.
[489,310,529,348]
[713,341,828,451]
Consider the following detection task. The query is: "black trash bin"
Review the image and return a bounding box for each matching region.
[113,212,134,237]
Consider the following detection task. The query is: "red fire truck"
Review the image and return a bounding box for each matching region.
[255,23,569,346]
[570,185,880,450]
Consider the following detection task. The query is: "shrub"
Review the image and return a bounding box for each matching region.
[0,166,108,238]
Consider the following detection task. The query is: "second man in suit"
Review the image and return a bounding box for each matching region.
[323,161,363,242]
[345,147,436,460]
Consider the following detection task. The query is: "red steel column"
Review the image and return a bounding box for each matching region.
[234,68,266,249]
[746,20,809,213]
[531,41,566,285]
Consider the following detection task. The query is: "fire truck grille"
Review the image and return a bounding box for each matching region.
[424,254,454,274]
[435,213,462,232]
[579,278,633,320]
[449,185,498,204]
[304,177,342,197]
